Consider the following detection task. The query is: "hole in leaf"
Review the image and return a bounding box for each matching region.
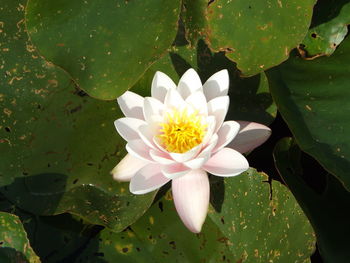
[311,33,317,38]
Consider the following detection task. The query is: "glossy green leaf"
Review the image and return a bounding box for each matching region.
[267,36,350,190]
[0,0,155,230]
[76,169,315,262]
[25,0,181,100]
[205,0,316,76]
[132,40,276,126]
[300,0,350,58]
[0,212,40,263]
[208,169,315,262]
[273,137,350,262]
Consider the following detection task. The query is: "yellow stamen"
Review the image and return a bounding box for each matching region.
[158,109,207,153]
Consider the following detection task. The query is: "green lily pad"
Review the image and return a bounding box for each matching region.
[25,0,181,100]
[204,0,316,76]
[267,36,350,190]
[273,137,350,262]
[0,212,40,263]
[299,0,350,58]
[208,169,315,262]
[76,169,315,262]
[132,40,276,125]
[0,0,155,231]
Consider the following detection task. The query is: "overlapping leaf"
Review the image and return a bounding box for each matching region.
[274,137,350,262]
[25,0,181,100]
[267,36,350,190]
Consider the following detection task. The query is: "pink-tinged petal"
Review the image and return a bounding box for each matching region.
[177,68,203,99]
[213,121,240,153]
[202,116,216,146]
[164,88,186,110]
[202,69,229,101]
[169,144,202,163]
[162,163,191,180]
[207,96,229,132]
[126,139,154,162]
[138,125,157,149]
[130,164,170,194]
[151,71,177,102]
[150,149,174,165]
[172,169,209,233]
[117,91,144,120]
[185,90,208,116]
[143,97,165,123]
[203,148,249,177]
[183,134,218,169]
[111,154,149,182]
[114,117,146,142]
[228,121,271,153]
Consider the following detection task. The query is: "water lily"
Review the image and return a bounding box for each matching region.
[112,69,271,233]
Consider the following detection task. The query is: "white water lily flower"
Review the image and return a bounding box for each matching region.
[112,68,271,233]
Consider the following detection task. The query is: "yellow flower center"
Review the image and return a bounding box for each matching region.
[158,109,207,153]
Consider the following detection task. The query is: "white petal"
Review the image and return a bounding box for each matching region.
[202,69,229,101]
[117,91,144,120]
[114,117,146,142]
[111,154,149,182]
[169,144,202,163]
[177,68,203,99]
[228,121,271,153]
[185,90,208,116]
[130,164,170,194]
[207,96,229,132]
[203,148,249,177]
[164,88,186,110]
[126,139,154,162]
[138,125,157,149]
[151,71,177,102]
[143,97,165,123]
[162,163,191,180]
[213,121,240,153]
[149,149,174,165]
[172,169,209,233]
[202,116,216,146]
[184,134,218,169]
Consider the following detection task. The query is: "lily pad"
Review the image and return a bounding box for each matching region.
[267,36,350,190]
[0,212,40,263]
[204,0,316,76]
[25,0,181,100]
[299,0,350,58]
[273,137,350,262]
[0,0,155,231]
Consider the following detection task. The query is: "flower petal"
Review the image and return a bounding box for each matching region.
[138,124,157,149]
[169,144,202,163]
[114,117,146,142]
[150,149,174,165]
[207,96,229,132]
[172,169,209,233]
[184,134,218,169]
[143,97,165,123]
[185,90,208,116]
[162,163,191,179]
[151,71,177,102]
[164,88,186,110]
[213,121,240,153]
[126,139,154,162]
[177,68,203,99]
[202,69,229,101]
[203,148,249,177]
[111,154,149,182]
[117,91,144,120]
[130,164,170,194]
[228,121,271,153]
